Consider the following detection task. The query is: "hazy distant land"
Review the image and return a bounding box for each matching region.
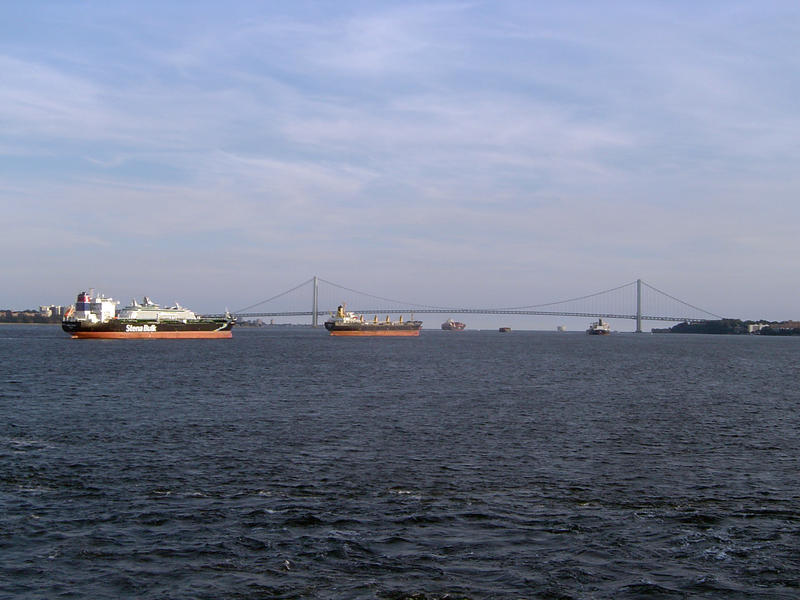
[3,307,800,335]
[653,319,800,335]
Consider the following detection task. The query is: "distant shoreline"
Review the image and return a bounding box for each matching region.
[0,321,60,326]
[653,318,800,335]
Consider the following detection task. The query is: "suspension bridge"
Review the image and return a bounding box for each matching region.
[227,277,723,333]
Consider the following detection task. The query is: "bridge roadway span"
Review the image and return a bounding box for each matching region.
[230,308,706,323]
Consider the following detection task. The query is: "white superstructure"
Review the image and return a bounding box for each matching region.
[117,297,197,321]
[586,318,611,335]
[66,291,198,323]
[68,291,118,323]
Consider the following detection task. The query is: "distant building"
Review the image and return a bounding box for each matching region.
[767,321,800,334]
[38,305,64,318]
[752,321,800,335]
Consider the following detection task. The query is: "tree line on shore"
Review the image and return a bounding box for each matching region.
[0,310,62,324]
[655,319,800,335]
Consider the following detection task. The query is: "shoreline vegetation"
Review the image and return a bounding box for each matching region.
[1,311,61,324]
[652,319,800,335]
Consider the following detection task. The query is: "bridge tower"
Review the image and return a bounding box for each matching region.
[312,275,319,327]
[636,278,642,333]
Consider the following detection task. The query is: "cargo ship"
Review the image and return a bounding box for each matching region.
[441,318,466,331]
[62,291,234,339]
[586,318,611,335]
[324,304,422,336]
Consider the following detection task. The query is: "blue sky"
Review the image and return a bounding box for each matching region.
[2,1,799,326]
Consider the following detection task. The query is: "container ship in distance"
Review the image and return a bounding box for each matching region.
[586,318,611,335]
[441,318,466,331]
[324,304,422,336]
[62,291,235,339]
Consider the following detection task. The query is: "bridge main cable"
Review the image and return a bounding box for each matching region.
[319,277,639,313]
[640,280,723,320]
[316,277,452,310]
[233,277,315,314]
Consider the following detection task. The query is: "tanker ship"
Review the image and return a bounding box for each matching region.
[324,304,422,336]
[62,291,234,339]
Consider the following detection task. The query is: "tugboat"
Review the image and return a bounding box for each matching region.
[324,304,422,336]
[441,318,466,331]
[586,318,611,335]
[62,291,234,339]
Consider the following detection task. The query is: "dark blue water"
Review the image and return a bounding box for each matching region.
[2,325,798,599]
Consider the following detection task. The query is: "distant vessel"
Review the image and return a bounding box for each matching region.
[499,327,512,333]
[62,291,234,339]
[324,304,422,336]
[441,318,466,331]
[586,318,611,335]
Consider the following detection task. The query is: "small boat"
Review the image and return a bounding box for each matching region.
[499,327,511,333]
[586,318,611,335]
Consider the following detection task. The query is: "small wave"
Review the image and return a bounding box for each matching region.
[703,546,732,561]
[17,485,53,494]
[5,436,55,452]
[235,535,270,550]
[392,513,455,526]
[676,512,723,528]
[282,513,324,527]
[617,582,686,598]
[388,488,422,500]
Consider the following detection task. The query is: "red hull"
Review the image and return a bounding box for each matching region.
[68,331,233,339]
[328,329,420,337]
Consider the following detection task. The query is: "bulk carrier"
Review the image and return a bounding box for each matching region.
[62,291,234,339]
[324,304,422,336]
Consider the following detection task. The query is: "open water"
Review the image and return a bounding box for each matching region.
[1,325,798,599]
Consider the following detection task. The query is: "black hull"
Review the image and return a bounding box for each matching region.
[324,321,422,336]
[62,319,234,339]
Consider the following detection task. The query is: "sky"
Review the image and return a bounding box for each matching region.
[2,1,800,328]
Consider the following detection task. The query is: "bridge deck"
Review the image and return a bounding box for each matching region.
[224,309,707,323]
